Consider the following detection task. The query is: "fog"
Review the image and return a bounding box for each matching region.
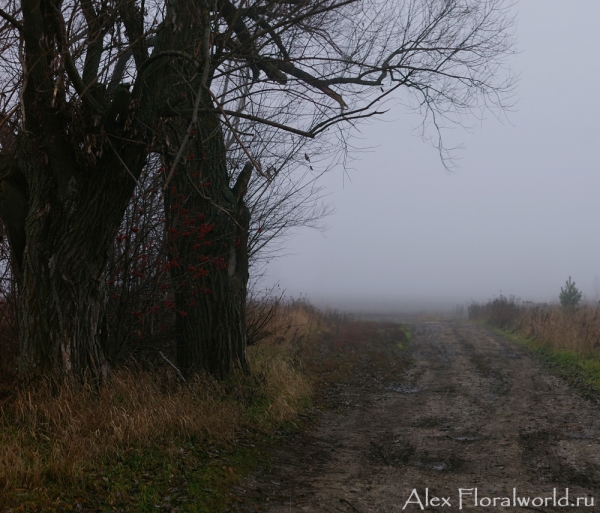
[259,2,600,312]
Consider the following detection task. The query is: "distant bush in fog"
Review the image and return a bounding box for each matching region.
[468,295,522,329]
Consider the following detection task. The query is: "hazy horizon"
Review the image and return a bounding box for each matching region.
[258,1,600,311]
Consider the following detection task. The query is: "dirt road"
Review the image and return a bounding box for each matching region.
[238,321,600,512]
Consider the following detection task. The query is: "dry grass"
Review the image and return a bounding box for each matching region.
[469,297,600,356]
[0,370,239,489]
[0,299,333,499]
[469,298,600,394]
[515,304,600,355]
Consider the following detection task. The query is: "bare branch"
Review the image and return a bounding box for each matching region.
[207,88,267,178]
[0,7,22,32]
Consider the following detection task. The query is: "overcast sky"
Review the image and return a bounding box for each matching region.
[260,1,600,311]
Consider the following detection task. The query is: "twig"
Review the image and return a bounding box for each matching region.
[106,137,141,188]
[207,88,267,178]
[159,351,186,382]
[207,107,315,138]
[0,7,22,32]
[0,104,19,131]
[183,164,243,227]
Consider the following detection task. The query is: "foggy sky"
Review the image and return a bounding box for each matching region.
[260,1,600,311]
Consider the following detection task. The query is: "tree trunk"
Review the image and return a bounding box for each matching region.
[13,129,144,383]
[0,0,150,382]
[163,109,251,378]
[149,0,253,378]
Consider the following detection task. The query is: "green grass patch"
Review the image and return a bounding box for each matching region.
[398,325,413,347]
[485,324,600,394]
[3,435,274,512]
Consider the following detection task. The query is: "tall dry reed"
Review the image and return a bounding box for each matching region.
[515,304,600,355]
[469,297,600,355]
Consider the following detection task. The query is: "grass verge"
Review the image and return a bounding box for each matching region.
[469,297,600,399]
[0,302,410,512]
[486,325,600,397]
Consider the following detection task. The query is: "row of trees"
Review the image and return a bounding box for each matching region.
[0,0,516,384]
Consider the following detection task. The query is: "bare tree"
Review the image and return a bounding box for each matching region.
[0,0,515,382]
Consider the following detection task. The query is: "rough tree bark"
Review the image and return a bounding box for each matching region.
[7,104,148,381]
[163,108,252,378]
[0,0,149,382]
[146,0,254,378]
[15,131,144,382]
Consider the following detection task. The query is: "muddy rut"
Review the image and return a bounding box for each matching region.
[238,321,600,512]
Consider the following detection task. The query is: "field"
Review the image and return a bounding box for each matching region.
[3,297,600,511]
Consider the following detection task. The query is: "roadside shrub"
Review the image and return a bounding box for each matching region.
[468,295,521,329]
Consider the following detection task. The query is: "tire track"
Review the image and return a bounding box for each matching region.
[240,321,600,512]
